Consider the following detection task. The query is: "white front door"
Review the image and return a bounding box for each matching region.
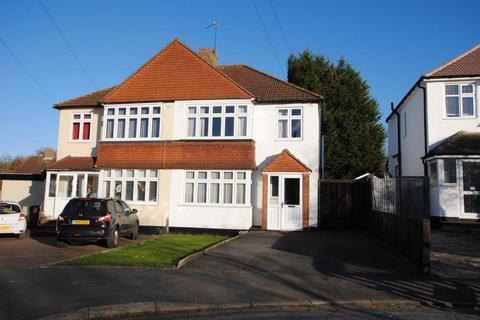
[460,160,480,219]
[54,174,75,218]
[267,174,303,231]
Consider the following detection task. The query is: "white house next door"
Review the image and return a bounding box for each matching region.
[267,174,303,231]
[460,160,480,219]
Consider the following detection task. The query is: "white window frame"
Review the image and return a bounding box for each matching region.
[102,103,162,141]
[70,113,92,142]
[444,83,476,118]
[276,106,303,140]
[439,158,458,186]
[182,170,251,207]
[100,169,159,205]
[185,104,249,139]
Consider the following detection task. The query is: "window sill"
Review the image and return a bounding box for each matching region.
[124,201,158,206]
[179,203,252,208]
[442,116,477,120]
[275,138,303,142]
[68,140,92,143]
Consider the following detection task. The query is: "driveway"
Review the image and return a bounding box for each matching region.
[431,228,480,279]
[0,230,479,320]
[0,230,154,268]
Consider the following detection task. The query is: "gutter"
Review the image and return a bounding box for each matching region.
[417,81,429,176]
[391,102,402,176]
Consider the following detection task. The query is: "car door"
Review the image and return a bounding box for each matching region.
[119,201,133,233]
[114,200,128,234]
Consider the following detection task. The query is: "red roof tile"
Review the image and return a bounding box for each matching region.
[218,64,320,103]
[263,149,311,172]
[425,44,480,78]
[47,156,96,171]
[101,39,252,103]
[54,86,117,109]
[96,141,256,170]
[14,157,54,174]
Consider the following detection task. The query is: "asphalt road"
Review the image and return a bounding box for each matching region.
[1,230,479,320]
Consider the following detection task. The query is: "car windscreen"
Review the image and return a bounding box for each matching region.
[63,199,104,213]
[0,203,21,214]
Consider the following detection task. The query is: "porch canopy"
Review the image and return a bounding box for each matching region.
[424,131,480,160]
[261,149,311,231]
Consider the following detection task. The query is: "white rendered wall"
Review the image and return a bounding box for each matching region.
[168,170,253,229]
[426,79,480,149]
[252,103,320,227]
[387,114,398,176]
[1,180,45,216]
[56,107,102,160]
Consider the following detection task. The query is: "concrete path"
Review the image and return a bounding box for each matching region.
[0,230,479,320]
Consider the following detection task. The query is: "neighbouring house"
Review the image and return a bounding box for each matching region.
[17,39,322,232]
[387,44,480,221]
[0,151,55,215]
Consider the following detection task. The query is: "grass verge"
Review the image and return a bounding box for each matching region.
[61,233,229,268]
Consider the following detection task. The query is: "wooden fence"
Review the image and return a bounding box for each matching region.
[318,179,371,228]
[318,177,431,273]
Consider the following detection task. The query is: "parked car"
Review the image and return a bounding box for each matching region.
[0,201,27,239]
[56,198,139,248]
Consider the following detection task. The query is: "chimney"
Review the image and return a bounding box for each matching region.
[198,48,218,66]
[43,148,55,160]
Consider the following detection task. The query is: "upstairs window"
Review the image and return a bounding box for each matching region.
[186,104,248,138]
[71,113,92,141]
[104,105,161,140]
[277,107,302,139]
[445,84,475,118]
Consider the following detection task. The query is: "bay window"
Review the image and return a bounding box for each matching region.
[102,169,159,204]
[187,104,249,138]
[445,84,475,118]
[277,107,302,139]
[71,113,92,141]
[184,170,251,206]
[104,105,161,140]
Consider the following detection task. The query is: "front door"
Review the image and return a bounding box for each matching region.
[54,174,75,218]
[267,174,303,231]
[460,160,480,219]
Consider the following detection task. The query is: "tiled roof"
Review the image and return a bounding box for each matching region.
[47,156,97,171]
[14,157,54,174]
[54,86,117,109]
[263,149,311,172]
[96,141,256,170]
[218,64,320,103]
[101,39,252,103]
[425,131,480,158]
[425,44,480,78]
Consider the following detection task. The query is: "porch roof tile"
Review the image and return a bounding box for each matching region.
[46,156,97,171]
[263,149,311,173]
[425,131,480,158]
[96,140,256,170]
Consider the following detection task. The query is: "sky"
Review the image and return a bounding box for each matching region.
[0,0,479,156]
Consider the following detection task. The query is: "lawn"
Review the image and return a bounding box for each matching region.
[62,233,229,268]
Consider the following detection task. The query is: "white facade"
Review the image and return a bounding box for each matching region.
[44,99,320,230]
[387,76,480,219]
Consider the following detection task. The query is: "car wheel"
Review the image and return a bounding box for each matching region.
[16,232,26,240]
[56,240,69,248]
[129,222,139,240]
[106,228,119,248]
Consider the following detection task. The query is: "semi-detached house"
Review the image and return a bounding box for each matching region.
[35,39,321,232]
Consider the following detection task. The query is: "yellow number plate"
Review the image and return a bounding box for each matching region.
[0,226,11,231]
[72,220,90,225]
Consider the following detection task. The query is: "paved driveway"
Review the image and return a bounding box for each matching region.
[0,230,479,320]
[0,230,153,268]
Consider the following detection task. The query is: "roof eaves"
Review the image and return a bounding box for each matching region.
[424,44,480,77]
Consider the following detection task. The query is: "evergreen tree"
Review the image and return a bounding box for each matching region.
[288,51,386,179]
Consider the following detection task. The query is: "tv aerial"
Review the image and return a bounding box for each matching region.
[205,20,219,50]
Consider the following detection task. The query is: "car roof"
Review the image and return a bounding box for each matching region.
[0,201,20,206]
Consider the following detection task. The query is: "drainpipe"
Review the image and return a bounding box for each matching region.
[417,81,428,177]
[391,102,402,177]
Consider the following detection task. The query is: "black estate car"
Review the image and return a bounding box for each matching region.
[56,198,139,248]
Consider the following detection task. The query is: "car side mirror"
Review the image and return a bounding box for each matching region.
[132,209,138,214]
